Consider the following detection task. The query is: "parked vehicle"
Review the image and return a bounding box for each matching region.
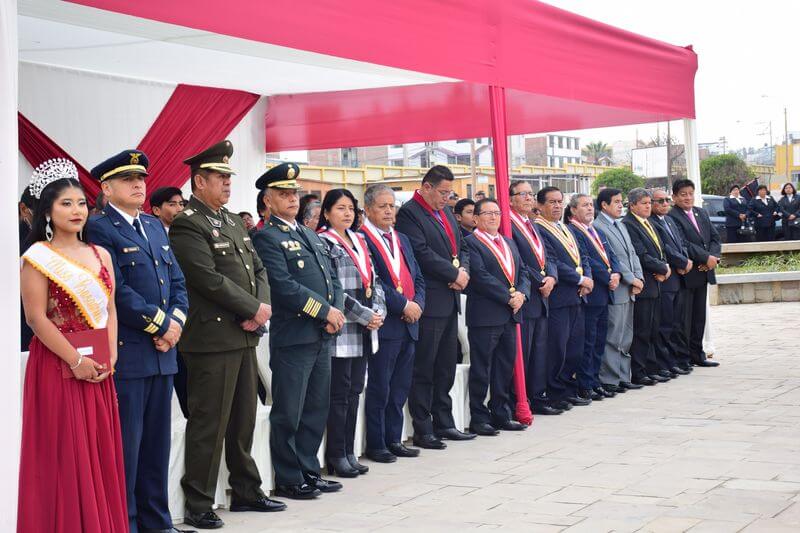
[702,194,783,242]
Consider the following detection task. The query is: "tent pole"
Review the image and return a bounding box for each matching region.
[488,85,533,426]
[683,118,703,204]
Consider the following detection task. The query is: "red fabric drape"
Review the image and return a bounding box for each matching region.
[18,113,100,200]
[19,84,259,210]
[138,84,259,211]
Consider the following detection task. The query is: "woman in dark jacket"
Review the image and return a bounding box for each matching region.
[778,182,800,241]
[723,184,749,243]
[748,185,780,242]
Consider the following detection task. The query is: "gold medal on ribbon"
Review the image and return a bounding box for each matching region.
[452,257,460,267]
[397,285,403,294]
[509,286,516,294]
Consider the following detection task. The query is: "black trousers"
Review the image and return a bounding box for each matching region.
[677,284,708,364]
[181,348,263,513]
[327,356,368,458]
[365,335,415,451]
[726,227,742,243]
[579,305,608,391]
[785,221,800,241]
[270,339,331,486]
[654,290,679,371]
[409,314,458,435]
[520,315,548,405]
[546,305,584,401]
[467,323,516,426]
[631,297,660,380]
[756,226,775,242]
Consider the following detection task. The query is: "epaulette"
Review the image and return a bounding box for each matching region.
[182,209,195,216]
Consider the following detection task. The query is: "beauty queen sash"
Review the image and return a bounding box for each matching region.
[22,242,109,329]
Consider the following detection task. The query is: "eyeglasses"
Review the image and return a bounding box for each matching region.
[511,191,534,198]
[654,198,672,205]
[479,211,502,217]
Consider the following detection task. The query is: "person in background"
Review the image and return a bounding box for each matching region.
[317,189,386,477]
[723,184,748,243]
[464,198,529,435]
[474,190,487,201]
[748,185,779,242]
[150,186,185,232]
[361,184,425,463]
[447,192,460,210]
[778,182,800,241]
[94,190,108,215]
[297,193,320,227]
[238,211,256,232]
[19,159,128,532]
[300,200,322,230]
[19,186,36,350]
[454,198,477,237]
[254,188,270,232]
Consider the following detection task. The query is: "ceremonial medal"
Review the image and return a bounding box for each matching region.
[452,257,460,267]
[397,285,403,294]
[212,229,219,237]
[298,260,305,269]
[576,266,583,275]
[509,286,516,294]
[366,286,373,298]
[540,269,546,276]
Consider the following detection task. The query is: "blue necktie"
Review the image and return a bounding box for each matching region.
[133,218,146,240]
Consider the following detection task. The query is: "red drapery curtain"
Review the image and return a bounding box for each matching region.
[138,84,259,211]
[18,113,100,200]
[19,84,259,210]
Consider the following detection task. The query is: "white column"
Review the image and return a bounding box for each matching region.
[0,0,20,529]
[683,118,702,204]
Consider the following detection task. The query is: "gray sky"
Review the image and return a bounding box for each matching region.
[543,0,798,151]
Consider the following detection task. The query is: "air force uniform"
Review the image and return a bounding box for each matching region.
[86,150,188,533]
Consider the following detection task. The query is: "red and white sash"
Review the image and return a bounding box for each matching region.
[510,211,546,272]
[22,242,109,328]
[361,222,403,292]
[571,220,610,269]
[473,229,516,290]
[320,228,374,294]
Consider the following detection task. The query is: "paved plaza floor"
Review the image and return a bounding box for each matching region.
[220,302,800,532]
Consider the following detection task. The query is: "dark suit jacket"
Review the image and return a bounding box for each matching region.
[464,234,530,327]
[748,197,779,228]
[361,229,425,341]
[667,206,722,288]
[778,195,800,226]
[723,197,748,228]
[569,224,622,307]
[535,221,591,309]
[511,220,557,319]
[395,198,469,318]
[650,215,689,293]
[87,209,188,379]
[622,213,669,300]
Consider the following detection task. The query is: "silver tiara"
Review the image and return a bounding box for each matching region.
[29,158,79,199]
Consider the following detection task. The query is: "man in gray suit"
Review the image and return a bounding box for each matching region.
[592,188,645,393]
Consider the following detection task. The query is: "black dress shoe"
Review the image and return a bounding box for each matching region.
[325,456,359,478]
[595,386,615,398]
[496,419,526,431]
[230,496,287,512]
[578,389,601,401]
[602,383,623,394]
[274,483,321,500]
[694,360,720,367]
[305,473,343,493]
[366,448,398,462]
[566,395,592,406]
[413,433,447,449]
[648,374,670,383]
[388,442,420,457]
[632,376,656,386]
[552,400,573,410]
[346,454,369,474]
[435,427,477,441]
[532,403,563,415]
[183,511,224,529]
[619,381,643,390]
[671,366,691,375]
[469,422,500,436]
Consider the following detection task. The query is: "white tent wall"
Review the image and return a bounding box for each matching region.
[1,0,21,528]
[18,62,268,215]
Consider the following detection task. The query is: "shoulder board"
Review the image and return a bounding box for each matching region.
[182,209,195,216]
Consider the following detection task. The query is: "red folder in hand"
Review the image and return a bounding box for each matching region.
[61,328,111,379]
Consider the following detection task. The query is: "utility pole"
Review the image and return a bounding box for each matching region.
[785,107,790,182]
[402,143,409,167]
[470,138,477,198]
[666,121,672,187]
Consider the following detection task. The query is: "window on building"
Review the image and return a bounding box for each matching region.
[390,159,403,167]
[419,152,430,167]
[456,139,469,144]
[488,185,496,198]
[466,183,473,198]
[341,148,359,168]
[391,144,403,149]
[456,154,471,165]
[548,156,554,167]
[549,135,555,148]
[558,137,563,149]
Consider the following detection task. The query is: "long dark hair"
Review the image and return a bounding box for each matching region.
[782,182,797,196]
[317,188,359,232]
[25,178,88,249]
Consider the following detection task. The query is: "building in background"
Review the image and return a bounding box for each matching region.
[524,134,581,167]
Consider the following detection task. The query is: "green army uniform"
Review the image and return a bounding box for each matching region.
[251,163,344,490]
[169,140,270,515]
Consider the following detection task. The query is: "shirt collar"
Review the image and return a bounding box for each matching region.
[364,217,392,236]
[108,202,140,227]
[600,211,617,224]
[276,215,297,231]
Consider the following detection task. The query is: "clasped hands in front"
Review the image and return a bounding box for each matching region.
[447,268,469,291]
[153,319,183,352]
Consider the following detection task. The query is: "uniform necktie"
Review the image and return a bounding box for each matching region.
[132,218,146,240]
[383,232,394,255]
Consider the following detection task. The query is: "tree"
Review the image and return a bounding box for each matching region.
[700,154,755,196]
[582,141,612,164]
[591,168,645,196]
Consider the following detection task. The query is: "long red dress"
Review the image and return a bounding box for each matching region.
[18,247,128,532]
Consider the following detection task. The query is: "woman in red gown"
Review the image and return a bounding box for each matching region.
[18,159,128,532]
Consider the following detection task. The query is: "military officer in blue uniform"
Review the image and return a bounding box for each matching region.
[251,163,346,500]
[86,150,192,533]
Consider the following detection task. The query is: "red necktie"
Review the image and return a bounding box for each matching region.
[494,236,503,247]
[383,232,394,255]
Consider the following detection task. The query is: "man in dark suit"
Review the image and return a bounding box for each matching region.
[360,184,426,463]
[623,188,671,386]
[748,185,780,242]
[668,179,721,368]
[534,186,593,410]
[464,199,530,435]
[723,185,749,243]
[395,165,476,448]
[565,194,622,402]
[650,189,693,376]
[454,198,476,238]
[86,150,193,533]
[508,180,560,415]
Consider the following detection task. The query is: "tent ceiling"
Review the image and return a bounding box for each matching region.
[18,0,450,94]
